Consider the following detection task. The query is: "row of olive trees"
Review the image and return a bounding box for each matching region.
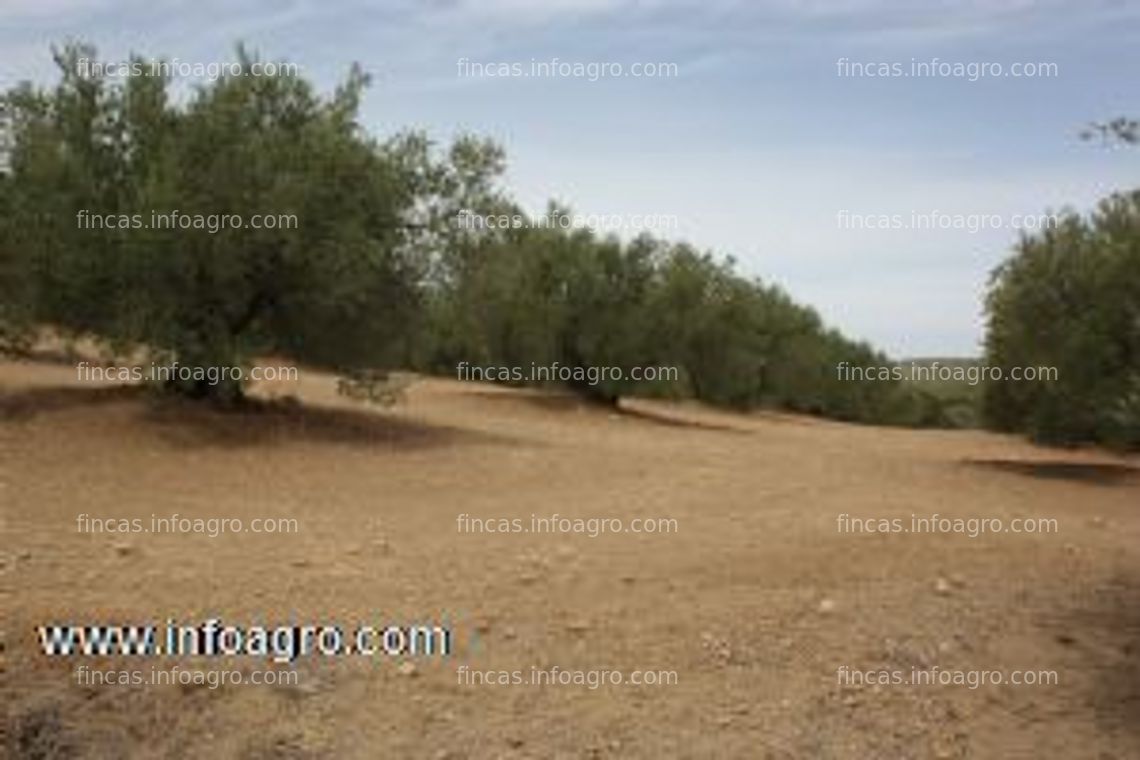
[416,193,942,424]
[0,43,942,426]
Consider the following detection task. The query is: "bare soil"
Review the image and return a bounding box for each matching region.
[2,358,1138,758]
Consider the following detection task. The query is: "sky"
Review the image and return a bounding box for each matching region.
[2,0,1138,357]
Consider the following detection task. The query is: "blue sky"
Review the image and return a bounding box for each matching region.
[3,0,1138,356]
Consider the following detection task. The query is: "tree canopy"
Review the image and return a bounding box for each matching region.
[0,43,978,429]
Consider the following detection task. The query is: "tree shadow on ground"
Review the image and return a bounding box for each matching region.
[0,383,140,420]
[963,458,1140,486]
[0,384,521,451]
[466,388,748,434]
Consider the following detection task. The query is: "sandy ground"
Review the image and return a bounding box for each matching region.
[2,357,1138,758]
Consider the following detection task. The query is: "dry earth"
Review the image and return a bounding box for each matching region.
[2,357,1138,758]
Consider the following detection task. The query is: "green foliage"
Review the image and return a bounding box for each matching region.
[0,44,418,400]
[415,182,921,420]
[983,191,1140,447]
[897,358,983,429]
[0,140,31,354]
[4,41,967,428]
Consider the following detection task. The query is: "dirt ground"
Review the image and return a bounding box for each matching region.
[2,357,1138,758]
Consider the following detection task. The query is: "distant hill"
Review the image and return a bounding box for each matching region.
[899,357,981,369]
[896,357,984,429]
